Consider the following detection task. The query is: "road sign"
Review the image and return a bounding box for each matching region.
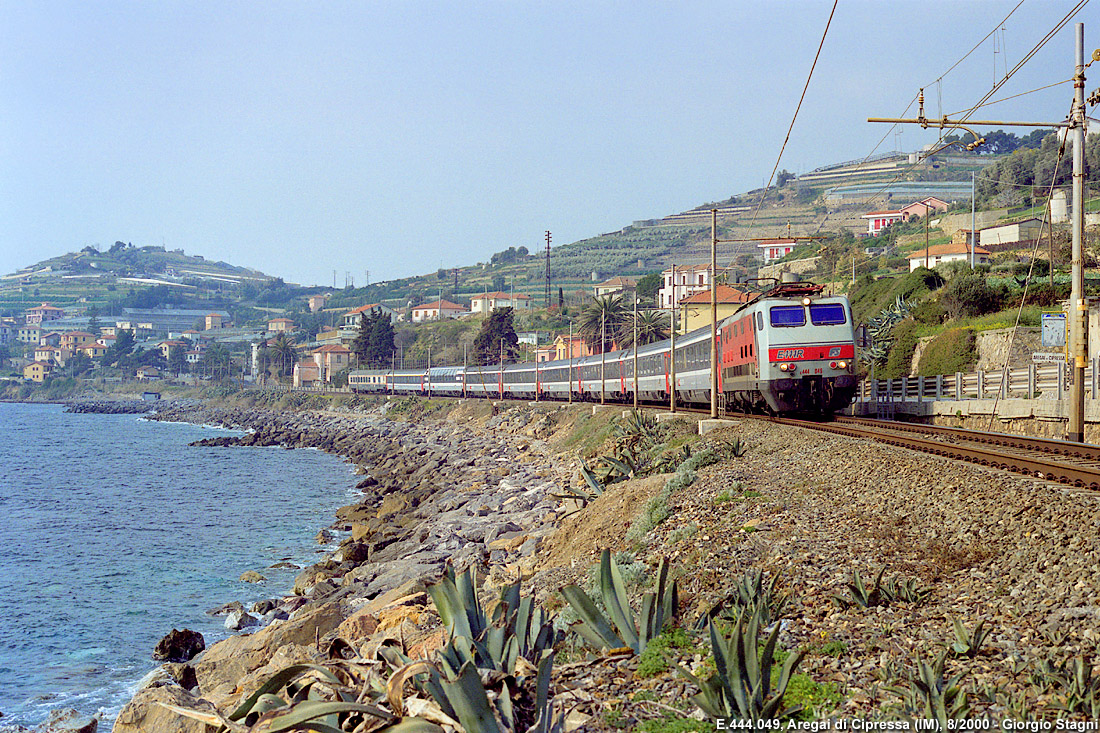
[1041,312,1067,348]
[1033,352,1067,364]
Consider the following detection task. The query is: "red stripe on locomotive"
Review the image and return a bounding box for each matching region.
[767,343,855,362]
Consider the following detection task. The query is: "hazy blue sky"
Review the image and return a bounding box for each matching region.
[0,1,1089,286]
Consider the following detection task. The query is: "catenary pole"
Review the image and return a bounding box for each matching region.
[633,296,639,409]
[710,210,719,418]
[669,263,676,413]
[1068,22,1088,443]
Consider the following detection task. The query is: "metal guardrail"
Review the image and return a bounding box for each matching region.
[857,360,1100,403]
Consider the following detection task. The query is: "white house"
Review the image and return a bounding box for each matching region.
[657,265,731,310]
[469,292,532,314]
[757,239,797,263]
[411,299,469,323]
[342,303,397,328]
[907,243,991,272]
[861,210,904,236]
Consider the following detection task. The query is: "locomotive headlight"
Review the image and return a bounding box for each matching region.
[837,360,848,369]
[802,297,811,305]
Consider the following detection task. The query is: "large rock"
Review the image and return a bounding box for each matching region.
[193,602,344,706]
[111,684,211,733]
[224,609,258,631]
[151,628,205,663]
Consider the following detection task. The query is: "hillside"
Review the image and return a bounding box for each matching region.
[2,137,1042,322]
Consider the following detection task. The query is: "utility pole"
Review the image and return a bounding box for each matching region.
[568,321,574,403]
[669,262,676,413]
[545,231,552,309]
[633,296,639,410]
[870,25,1093,441]
[971,171,976,269]
[924,209,930,270]
[1069,23,1089,443]
[711,211,719,418]
[600,311,606,405]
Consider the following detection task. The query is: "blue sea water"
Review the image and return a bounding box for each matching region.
[0,402,358,727]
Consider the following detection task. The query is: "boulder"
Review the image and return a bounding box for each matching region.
[315,529,333,544]
[205,601,244,617]
[225,610,258,631]
[194,602,344,703]
[251,599,279,615]
[29,708,99,733]
[151,628,205,663]
[111,684,211,733]
[239,570,266,583]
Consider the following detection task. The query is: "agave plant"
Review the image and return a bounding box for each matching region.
[1031,655,1100,718]
[695,569,791,630]
[949,617,990,659]
[560,549,677,654]
[419,566,564,732]
[161,662,445,733]
[678,615,805,721]
[833,567,888,609]
[887,652,970,726]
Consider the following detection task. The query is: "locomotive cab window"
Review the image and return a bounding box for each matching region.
[809,303,847,325]
[769,305,805,327]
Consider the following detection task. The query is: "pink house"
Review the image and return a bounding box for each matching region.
[900,197,949,220]
[310,344,352,382]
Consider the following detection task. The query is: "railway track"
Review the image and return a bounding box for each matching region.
[758,414,1100,490]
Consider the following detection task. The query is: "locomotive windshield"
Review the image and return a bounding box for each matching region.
[809,303,846,325]
[769,305,805,327]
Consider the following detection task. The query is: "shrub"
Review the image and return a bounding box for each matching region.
[918,328,977,376]
[881,320,919,379]
[940,274,1007,319]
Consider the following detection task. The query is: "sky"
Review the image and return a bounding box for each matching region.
[0,1,1091,286]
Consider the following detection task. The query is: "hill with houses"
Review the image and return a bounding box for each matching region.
[4,130,1097,388]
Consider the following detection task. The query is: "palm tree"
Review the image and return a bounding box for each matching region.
[270,332,298,380]
[578,295,627,353]
[617,308,670,348]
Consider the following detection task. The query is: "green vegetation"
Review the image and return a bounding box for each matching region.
[560,549,678,655]
[636,628,695,678]
[881,319,919,379]
[917,328,977,376]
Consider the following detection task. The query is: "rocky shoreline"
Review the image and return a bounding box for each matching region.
[113,398,573,731]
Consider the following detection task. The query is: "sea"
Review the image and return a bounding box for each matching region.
[0,401,359,728]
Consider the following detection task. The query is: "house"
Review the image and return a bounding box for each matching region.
[310,344,353,382]
[23,361,53,382]
[60,331,96,350]
[82,342,108,359]
[677,284,753,333]
[34,345,68,366]
[40,332,62,346]
[979,218,1045,248]
[97,334,117,347]
[411,299,469,323]
[342,303,398,328]
[900,196,950,220]
[657,265,733,310]
[535,345,556,362]
[24,303,65,325]
[757,239,798,263]
[861,210,904,236]
[469,292,532,314]
[552,334,594,361]
[135,365,161,380]
[204,313,225,330]
[308,294,330,313]
[185,349,204,365]
[593,277,636,298]
[158,340,188,359]
[16,325,42,344]
[267,317,295,333]
[293,361,321,388]
[907,243,991,272]
[181,329,203,343]
[0,323,11,344]
[314,329,344,346]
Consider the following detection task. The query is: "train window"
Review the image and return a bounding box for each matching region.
[809,303,847,325]
[756,312,763,331]
[769,305,806,327]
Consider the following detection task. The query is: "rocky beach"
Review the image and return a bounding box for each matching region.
[7,393,1100,730]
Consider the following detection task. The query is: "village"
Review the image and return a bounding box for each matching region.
[0,185,1079,391]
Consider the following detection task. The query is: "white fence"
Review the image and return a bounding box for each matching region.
[857,361,1100,404]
